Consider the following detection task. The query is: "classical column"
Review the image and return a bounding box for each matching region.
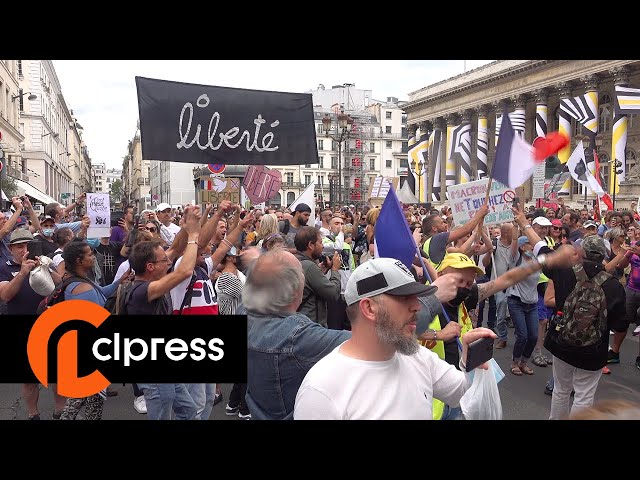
[406,123,419,201]
[556,82,573,196]
[580,74,600,184]
[444,113,459,196]
[510,94,528,137]
[475,105,489,179]
[431,117,445,202]
[493,99,507,150]
[532,88,549,138]
[611,66,630,195]
[457,110,473,184]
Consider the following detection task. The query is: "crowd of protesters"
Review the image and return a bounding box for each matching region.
[1,191,639,420]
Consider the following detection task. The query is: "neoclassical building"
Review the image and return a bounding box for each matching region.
[402,60,640,208]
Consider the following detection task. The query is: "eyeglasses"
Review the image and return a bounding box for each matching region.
[149,257,171,265]
[551,226,562,231]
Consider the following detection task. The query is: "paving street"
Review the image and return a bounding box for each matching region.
[1,324,638,421]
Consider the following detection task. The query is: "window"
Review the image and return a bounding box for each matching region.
[331,156,337,169]
[287,192,296,204]
[370,142,375,153]
[385,126,392,134]
[318,139,324,150]
[305,174,311,186]
[332,140,338,150]
[400,158,409,168]
[319,157,324,168]
[286,172,293,185]
[370,158,375,170]
[317,124,324,134]
[386,160,392,168]
[572,119,583,137]
[386,111,392,119]
[317,175,322,186]
[17,88,25,112]
[625,149,637,178]
[599,93,612,133]
[386,141,392,149]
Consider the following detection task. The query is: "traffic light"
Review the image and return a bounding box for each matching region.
[615,160,623,175]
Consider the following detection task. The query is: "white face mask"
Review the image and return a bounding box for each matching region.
[42,228,55,237]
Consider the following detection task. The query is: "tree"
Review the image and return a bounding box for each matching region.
[0,175,18,198]
[110,179,124,204]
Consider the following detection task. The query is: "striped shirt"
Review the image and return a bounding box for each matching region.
[215,271,246,315]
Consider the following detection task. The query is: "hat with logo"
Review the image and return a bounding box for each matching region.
[581,234,607,260]
[583,220,598,229]
[436,253,484,276]
[344,257,437,306]
[9,228,34,245]
[293,203,312,214]
[532,216,553,227]
[15,216,28,227]
[156,203,172,212]
[41,215,56,224]
[551,219,563,227]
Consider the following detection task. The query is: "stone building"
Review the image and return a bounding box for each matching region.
[402,60,640,209]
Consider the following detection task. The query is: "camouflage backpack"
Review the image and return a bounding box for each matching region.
[553,266,609,348]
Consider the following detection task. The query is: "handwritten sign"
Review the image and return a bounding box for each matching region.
[87,193,111,238]
[447,178,514,227]
[242,165,282,204]
[136,76,318,166]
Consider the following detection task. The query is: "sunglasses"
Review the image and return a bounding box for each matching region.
[140,226,157,232]
[551,226,562,231]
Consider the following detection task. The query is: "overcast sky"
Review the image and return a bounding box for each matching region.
[53,60,494,171]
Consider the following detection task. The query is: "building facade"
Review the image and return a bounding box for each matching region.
[265,84,408,208]
[402,60,640,209]
[17,60,75,205]
[122,128,150,212]
[150,160,198,207]
[0,60,26,203]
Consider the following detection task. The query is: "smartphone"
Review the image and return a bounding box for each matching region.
[465,336,494,372]
[512,196,520,209]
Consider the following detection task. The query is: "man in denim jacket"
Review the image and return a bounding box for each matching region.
[244,249,452,420]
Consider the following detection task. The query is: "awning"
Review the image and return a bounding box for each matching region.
[14,179,57,205]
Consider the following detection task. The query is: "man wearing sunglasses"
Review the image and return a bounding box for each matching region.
[156,203,181,237]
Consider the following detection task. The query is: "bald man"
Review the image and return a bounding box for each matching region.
[244,249,351,420]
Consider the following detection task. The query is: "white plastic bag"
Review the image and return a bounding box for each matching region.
[29,255,56,297]
[459,359,503,420]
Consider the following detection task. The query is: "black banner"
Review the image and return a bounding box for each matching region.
[136,76,318,166]
[1,314,247,385]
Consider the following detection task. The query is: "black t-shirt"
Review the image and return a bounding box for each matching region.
[33,235,58,257]
[426,232,451,266]
[441,283,479,368]
[0,258,45,314]
[96,242,119,285]
[124,280,171,315]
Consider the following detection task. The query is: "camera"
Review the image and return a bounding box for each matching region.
[319,246,349,269]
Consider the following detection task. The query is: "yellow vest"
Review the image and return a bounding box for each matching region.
[538,237,555,284]
[418,303,473,420]
[422,236,444,272]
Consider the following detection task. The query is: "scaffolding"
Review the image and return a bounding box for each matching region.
[342,109,378,206]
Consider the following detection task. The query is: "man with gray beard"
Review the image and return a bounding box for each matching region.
[294,258,497,420]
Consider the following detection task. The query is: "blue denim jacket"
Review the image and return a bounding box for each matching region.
[246,311,351,420]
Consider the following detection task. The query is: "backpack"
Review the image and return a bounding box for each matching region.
[548,267,609,348]
[280,219,291,235]
[103,280,166,315]
[36,276,99,315]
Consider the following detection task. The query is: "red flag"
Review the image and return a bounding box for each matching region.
[532,132,570,161]
[593,150,613,210]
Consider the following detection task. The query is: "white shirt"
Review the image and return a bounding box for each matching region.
[169,256,218,314]
[51,248,64,270]
[164,222,181,236]
[113,259,130,284]
[294,343,470,420]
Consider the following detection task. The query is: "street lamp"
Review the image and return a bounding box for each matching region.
[410,159,425,204]
[42,132,59,139]
[11,91,37,102]
[322,109,353,206]
[328,173,336,207]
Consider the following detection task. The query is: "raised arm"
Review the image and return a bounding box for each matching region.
[21,197,41,233]
[0,198,24,238]
[476,226,494,255]
[64,192,85,216]
[477,244,579,302]
[198,200,232,250]
[512,207,542,246]
[448,204,489,244]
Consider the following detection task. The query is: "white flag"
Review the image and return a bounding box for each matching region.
[567,141,605,196]
[288,182,316,227]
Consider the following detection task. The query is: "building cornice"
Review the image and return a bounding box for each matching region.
[405,60,638,125]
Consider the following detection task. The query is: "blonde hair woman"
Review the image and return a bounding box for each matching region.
[255,213,279,247]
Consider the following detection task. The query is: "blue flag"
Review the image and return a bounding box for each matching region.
[375,186,416,269]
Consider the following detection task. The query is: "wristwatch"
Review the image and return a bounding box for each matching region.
[537,254,547,267]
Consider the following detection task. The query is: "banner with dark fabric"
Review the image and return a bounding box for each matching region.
[135,76,318,166]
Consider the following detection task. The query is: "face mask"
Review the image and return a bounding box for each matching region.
[42,228,55,237]
[524,251,535,259]
[449,287,471,306]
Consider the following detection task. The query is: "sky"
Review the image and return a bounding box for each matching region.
[53,60,494,171]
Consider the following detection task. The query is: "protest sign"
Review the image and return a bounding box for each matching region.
[447,178,514,227]
[136,76,318,166]
[86,193,111,238]
[242,165,282,204]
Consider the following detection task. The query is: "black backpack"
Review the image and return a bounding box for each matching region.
[36,275,101,315]
[105,280,169,315]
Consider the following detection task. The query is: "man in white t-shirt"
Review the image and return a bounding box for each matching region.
[157,203,182,239]
[294,257,496,420]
